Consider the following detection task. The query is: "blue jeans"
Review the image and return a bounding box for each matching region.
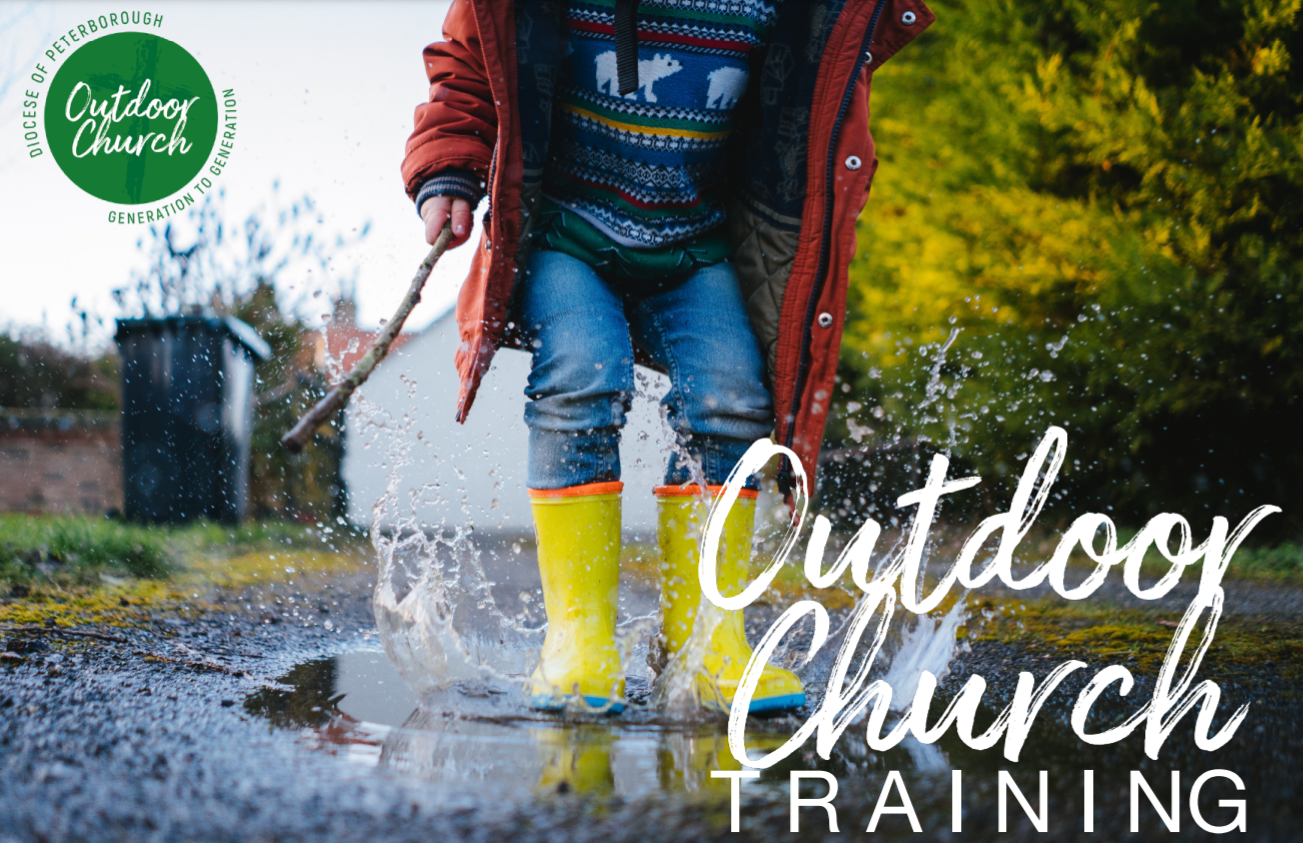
[519,250,773,490]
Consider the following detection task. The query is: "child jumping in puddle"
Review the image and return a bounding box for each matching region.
[402,0,933,714]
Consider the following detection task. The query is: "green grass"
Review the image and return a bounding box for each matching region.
[1082,533,1303,585]
[0,514,170,582]
[163,518,364,561]
[985,523,1303,587]
[1228,542,1303,582]
[0,514,367,594]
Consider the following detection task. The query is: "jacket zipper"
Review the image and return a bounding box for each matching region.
[484,147,497,235]
[784,0,887,454]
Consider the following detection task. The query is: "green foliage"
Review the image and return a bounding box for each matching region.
[232,280,345,520]
[0,515,363,593]
[0,514,171,582]
[1232,541,1303,580]
[160,518,366,560]
[836,0,1303,531]
[0,333,119,411]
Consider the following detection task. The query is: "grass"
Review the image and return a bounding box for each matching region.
[1227,542,1303,581]
[618,524,1303,605]
[3,509,1298,636]
[0,515,371,628]
[0,514,170,581]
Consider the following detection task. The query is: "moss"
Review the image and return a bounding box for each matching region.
[186,549,367,590]
[0,516,369,628]
[0,579,196,628]
[0,549,366,629]
[969,596,1303,681]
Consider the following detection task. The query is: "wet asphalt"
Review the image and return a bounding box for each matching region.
[1,540,1301,842]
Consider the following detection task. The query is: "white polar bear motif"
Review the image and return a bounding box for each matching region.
[595,51,683,102]
[705,67,748,110]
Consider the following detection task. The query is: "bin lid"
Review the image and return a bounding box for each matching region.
[114,313,273,361]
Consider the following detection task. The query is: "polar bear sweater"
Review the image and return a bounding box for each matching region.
[417,0,776,285]
[535,0,776,282]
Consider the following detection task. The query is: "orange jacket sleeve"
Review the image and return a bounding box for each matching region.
[401,0,498,200]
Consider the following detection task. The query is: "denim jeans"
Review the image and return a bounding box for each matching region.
[519,249,773,490]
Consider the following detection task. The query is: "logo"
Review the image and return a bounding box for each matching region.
[44,30,218,205]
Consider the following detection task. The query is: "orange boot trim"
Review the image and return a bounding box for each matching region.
[529,481,624,499]
[653,484,758,500]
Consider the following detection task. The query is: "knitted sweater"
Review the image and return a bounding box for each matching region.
[418,0,776,284]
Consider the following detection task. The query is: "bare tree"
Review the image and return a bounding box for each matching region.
[112,184,369,320]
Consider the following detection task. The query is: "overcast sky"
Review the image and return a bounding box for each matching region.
[0,1,481,346]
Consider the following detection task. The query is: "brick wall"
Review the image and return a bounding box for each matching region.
[0,411,123,516]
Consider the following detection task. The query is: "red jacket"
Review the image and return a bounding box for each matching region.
[402,0,934,491]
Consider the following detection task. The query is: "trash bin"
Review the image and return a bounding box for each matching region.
[115,313,272,523]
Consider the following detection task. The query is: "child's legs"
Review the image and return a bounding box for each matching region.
[520,250,635,490]
[626,261,773,486]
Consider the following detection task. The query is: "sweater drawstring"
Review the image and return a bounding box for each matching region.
[615,0,641,96]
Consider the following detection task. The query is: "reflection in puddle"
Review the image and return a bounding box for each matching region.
[244,650,793,797]
[383,712,749,798]
[245,648,1284,840]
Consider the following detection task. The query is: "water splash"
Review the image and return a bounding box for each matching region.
[354,372,677,715]
[348,334,971,729]
[880,598,968,710]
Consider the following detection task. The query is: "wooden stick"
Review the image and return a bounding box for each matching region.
[281,221,456,453]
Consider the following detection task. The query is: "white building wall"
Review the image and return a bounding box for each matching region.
[343,309,674,534]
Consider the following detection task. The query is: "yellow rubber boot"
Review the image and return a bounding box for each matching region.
[535,726,615,795]
[528,482,626,713]
[655,485,805,714]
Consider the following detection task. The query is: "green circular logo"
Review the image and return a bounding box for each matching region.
[45,31,217,205]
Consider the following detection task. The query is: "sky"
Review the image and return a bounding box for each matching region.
[0,0,482,346]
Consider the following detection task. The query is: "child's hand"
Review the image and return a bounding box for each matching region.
[421,196,473,249]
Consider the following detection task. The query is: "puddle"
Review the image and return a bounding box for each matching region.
[244,644,965,812]
[242,637,1291,839]
[245,651,422,730]
[244,648,794,799]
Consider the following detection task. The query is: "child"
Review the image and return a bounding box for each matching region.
[402,0,933,713]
